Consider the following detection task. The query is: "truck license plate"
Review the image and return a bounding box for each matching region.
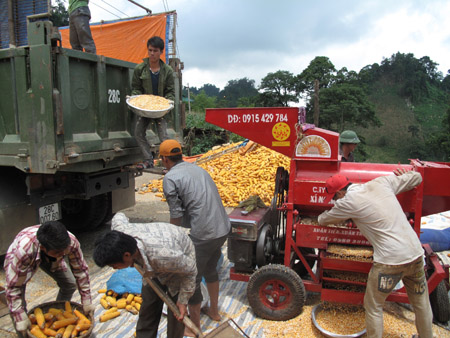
[39,203,61,223]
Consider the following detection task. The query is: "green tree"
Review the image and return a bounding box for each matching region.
[426,106,450,161]
[358,63,381,84]
[442,70,450,92]
[199,83,220,97]
[378,52,442,102]
[237,97,256,107]
[335,67,359,85]
[258,70,297,107]
[317,83,381,131]
[220,78,259,107]
[295,56,337,100]
[50,0,69,27]
[190,90,216,112]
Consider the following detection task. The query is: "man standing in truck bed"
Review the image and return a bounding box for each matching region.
[132,36,175,170]
[68,0,96,53]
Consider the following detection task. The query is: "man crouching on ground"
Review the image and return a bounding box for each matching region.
[93,213,197,338]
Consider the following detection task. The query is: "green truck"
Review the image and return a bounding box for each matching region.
[0,18,184,254]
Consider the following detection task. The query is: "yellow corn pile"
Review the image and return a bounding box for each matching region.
[324,270,368,283]
[301,216,347,228]
[139,142,291,207]
[327,244,374,262]
[97,289,142,322]
[260,302,447,337]
[198,143,290,206]
[138,178,164,197]
[28,301,91,338]
[315,303,366,335]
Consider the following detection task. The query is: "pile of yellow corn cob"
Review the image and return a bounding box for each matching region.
[139,142,290,207]
[27,301,91,338]
[97,289,142,323]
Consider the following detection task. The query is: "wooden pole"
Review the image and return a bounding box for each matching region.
[313,79,320,126]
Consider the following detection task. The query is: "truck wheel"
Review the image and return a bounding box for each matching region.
[430,280,450,323]
[61,194,109,232]
[100,192,114,225]
[247,264,305,321]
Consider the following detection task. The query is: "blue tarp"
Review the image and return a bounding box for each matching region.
[106,267,142,295]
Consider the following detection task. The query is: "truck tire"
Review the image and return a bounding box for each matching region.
[61,194,109,232]
[100,192,114,225]
[247,264,305,321]
[430,280,450,323]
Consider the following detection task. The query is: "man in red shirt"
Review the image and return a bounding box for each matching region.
[4,221,93,337]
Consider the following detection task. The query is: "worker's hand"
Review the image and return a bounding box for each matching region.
[394,168,409,176]
[175,302,187,321]
[168,99,174,106]
[16,317,31,337]
[83,303,96,318]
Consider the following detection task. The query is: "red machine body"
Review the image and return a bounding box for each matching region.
[206,107,450,321]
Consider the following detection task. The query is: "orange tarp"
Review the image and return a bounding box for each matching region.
[59,14,167,64]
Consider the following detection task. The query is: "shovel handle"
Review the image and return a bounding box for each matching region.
[134,265,204,338]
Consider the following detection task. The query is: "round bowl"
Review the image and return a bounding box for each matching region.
[27,300,93,338]
[126,95,173,119]
[311,303,366,338]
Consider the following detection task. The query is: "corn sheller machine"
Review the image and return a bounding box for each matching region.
[205,107,450,323]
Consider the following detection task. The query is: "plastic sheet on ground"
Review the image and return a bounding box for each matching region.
[106,267,142,295]
[1,246,264,338]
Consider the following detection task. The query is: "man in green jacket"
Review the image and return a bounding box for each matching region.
[131,36,175,170]
[68,0,96,53]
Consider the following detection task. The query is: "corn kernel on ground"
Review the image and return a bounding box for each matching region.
[260,302,448,337]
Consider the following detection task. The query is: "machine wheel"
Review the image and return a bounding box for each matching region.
[256,224,273,268]
[61,194,109,232]
[430,280,450,323]
[247,264,305,321]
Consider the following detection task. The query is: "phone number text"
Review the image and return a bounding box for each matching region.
[227,113,288,124]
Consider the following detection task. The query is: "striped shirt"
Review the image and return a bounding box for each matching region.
[4,226,91,323]
[163,161,231,241]
[111,213,197,304]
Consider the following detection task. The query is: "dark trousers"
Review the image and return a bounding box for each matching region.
[135,116,168,162]
[189,235,226,305]
[69,6,96,53]
[136,279,184,338]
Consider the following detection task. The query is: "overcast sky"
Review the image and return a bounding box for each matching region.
[80,0,450,90]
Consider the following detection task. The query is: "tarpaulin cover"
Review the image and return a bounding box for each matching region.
[59,14,167,64]
[106,267,142,295]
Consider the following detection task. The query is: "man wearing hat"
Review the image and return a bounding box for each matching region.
[159,139,231,336]
[318,170,432,338]
[339,130,360,162]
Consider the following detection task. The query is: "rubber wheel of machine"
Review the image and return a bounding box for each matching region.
[247,264,305,321]
[61,194,109,232]
[430,280,450,323]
